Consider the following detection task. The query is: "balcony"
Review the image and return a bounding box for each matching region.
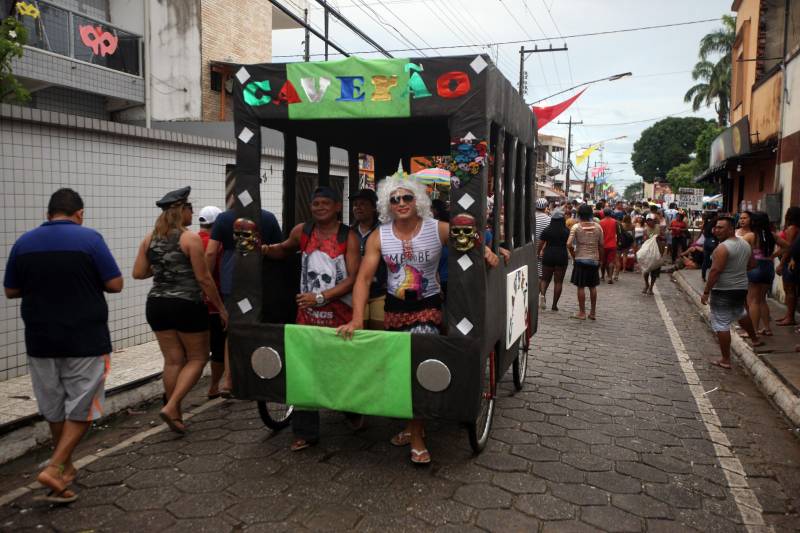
[10,0,141,76]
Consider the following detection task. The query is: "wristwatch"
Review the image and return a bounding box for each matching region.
[314,292,325,306]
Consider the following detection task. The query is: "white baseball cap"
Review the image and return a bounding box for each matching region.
[536,198,548,209]
[198,205,222,224]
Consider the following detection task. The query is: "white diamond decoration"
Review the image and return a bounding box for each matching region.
[457,255,473,271]
[456,318,474,335]
[458,193,475,210]
[235,67,251,85]
[237,298,253,314]
[463,131,476,141]
[470,56,488,74]
[238,127,254,144]
[238,190,253,207]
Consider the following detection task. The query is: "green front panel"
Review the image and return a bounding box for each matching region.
[284,325,413,418]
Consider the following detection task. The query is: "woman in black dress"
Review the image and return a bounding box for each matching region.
[538,209,570,311]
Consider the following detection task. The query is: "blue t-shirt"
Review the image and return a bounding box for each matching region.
[211,209,283,295]
[4,220,121,358]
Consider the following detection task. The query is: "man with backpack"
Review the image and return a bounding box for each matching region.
[262,186,361,450]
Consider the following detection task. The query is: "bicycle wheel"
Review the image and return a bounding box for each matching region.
[467,351,496,453]
[256,401,294,431]
[513,311,531,391]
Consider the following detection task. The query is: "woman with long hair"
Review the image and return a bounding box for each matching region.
[776,207,800,326]
[538,209,570,311]
[742,211,776,337]
[133,187,227,434]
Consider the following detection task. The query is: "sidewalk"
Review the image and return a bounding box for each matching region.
[0,341,164,464]
[674,268,800,427]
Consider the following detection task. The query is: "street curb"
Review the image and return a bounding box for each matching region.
[0,375,164,466]
[673,272,800,428]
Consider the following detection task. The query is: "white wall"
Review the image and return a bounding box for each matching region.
[148,0,203,121]
[109,0,145,35]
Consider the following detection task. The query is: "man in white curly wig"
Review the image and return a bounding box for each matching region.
[337,171,499,465]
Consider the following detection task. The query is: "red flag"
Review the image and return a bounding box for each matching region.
[532,88,587,129]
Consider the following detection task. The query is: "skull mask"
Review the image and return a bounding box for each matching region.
[233,218,261,255]
[449,213,481,252]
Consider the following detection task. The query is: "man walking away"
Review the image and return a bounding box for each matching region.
[4,189,123,503]
[701,216,762,369]
[599,208,619,283]
[205,204,282,396]
[534,198,551,306]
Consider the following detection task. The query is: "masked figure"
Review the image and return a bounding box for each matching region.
[233,218,261,255]
[449,213,481,252]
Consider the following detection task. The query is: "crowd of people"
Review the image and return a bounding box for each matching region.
[533,197,800,367]
[5,181,799,503]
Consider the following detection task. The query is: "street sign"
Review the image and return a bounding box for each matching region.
[677,187,704,210]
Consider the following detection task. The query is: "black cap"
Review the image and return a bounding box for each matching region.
[310,186,340,203]
[156,186,191,210]
[349,188,378,205]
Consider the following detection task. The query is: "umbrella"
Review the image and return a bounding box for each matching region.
[412,167,451,187]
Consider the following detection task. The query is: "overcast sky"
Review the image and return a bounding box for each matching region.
[271,0,733,193]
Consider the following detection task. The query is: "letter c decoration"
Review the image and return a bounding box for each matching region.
[437,71,471,99]
[243,80,272,107]
[336,76,366,102]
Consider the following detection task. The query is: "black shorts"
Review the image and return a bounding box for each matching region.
[209,313,226,363]
[146,297,209,333]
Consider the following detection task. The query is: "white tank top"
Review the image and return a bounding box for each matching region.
[380,217,442,300]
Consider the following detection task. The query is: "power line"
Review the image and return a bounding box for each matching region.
[273,17,719,58]
[371,0,441,56]
[577,109,695,127]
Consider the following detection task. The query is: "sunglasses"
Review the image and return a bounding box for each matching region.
[389,194,415,205]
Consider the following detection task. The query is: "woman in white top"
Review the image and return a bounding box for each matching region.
[337,173,499,465]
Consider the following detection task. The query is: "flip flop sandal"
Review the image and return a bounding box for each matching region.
[410,448,431,465]
[34,488,78,504]
[710,360,732,370]
[587,314,596,320]
[757,329,773,337]
[290,439,317,452]
[219,389,233,399]
[207,392,222,400]
[159,411,186,435]
[390,431,412,446]
[569,313,586,320]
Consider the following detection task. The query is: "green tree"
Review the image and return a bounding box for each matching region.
[623,182,643,201]
[666,161,699,192]
[684,15,735,126]
[694,122,724,172]
[1,17,30,103]
[631,116,711,182]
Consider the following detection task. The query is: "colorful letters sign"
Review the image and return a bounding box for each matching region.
[285,57,410,120]
[79,25,118,57]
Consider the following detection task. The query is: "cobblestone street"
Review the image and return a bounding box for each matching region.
[2,270,799,532]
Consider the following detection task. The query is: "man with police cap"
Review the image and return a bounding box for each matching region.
[262,185,361,450]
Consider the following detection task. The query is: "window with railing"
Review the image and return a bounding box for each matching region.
[5,0,141,76]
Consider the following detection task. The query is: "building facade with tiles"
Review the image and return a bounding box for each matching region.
[0,0,338,381]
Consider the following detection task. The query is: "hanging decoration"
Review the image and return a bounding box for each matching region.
[79,25,118,57]
[532,88,586,129]
[448,133,487,189]
[15,2,40,18]
[575,143,600,166]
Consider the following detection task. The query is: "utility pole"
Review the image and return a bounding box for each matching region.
[323,0,329,60]
[583,157,590,201]
[303,8,310,62]
[558,116,582,200]
[518,44,568,95]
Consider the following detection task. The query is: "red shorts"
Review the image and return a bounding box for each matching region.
[603,248,616,265]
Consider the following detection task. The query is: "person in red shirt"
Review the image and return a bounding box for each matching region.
[669,212,689,264]
[197,206,225,399]
[599,208,619,283]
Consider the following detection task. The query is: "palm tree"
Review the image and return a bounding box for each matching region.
[684,15,735,127]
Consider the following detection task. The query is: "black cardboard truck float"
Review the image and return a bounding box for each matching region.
[225,54,538,452]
